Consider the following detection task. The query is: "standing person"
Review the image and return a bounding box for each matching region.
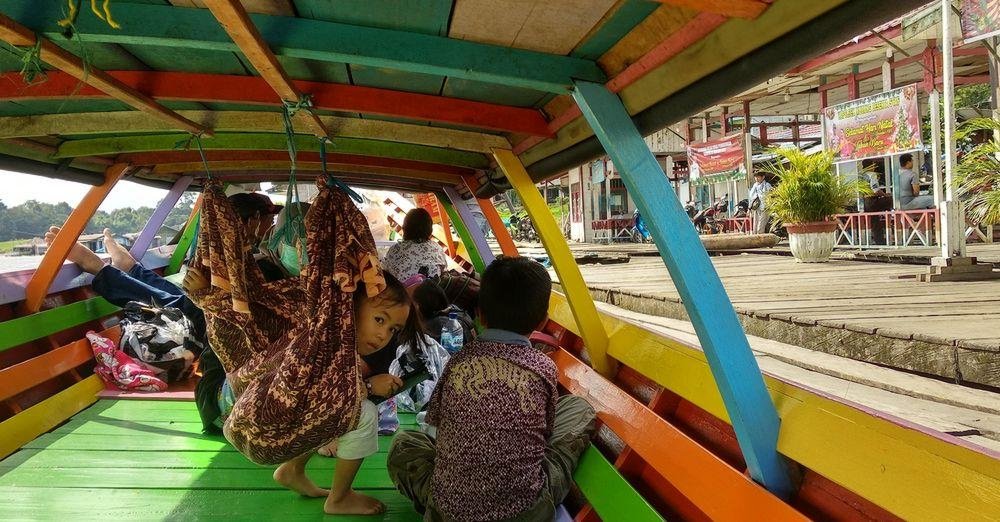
[383,207,448,280]
[748,171,773,234]
[898,153,934,210]
[387,256,597,521]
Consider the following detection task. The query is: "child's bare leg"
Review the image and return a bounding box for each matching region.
[274,452,329,497]
[323,457,385,515]
[102,228,136,271]
[44,226,105,275]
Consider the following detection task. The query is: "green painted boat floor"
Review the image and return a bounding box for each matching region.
[0,399,422,521]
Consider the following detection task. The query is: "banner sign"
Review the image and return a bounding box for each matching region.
[822,85,922,163]
[960,0,1000,43]
[413,193,442,223]
[686,133,745,182]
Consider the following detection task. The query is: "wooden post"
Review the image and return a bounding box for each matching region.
[940,0,967,258]
[129,176,193,260]
[493,148,614,377]
[571,80,793,498]
[21,164,130,313]
[441,186,493,271]
[166,195,202,276]
[432,194,458,257]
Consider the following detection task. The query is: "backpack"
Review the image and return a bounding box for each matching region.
[433,270,480,316]
[119,301,204,383]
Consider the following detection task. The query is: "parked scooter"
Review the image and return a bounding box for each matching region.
[692,194,729,234]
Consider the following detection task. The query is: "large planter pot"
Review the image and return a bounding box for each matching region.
[784,221,837,263]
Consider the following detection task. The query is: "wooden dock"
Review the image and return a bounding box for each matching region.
[556,253,1000,388]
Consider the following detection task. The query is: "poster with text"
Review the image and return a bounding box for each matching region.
[686,133,745,181]
[822,85,922,163]
[961,0,1000,43]
[413,193,442,223]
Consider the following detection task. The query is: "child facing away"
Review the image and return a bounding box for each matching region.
[388,256,597,521]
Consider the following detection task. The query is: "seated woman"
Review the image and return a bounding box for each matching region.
[383,207,448,281]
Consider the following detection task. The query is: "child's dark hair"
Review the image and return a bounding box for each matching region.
[478,256,551,335]
[354,271,425,349]
[402,208,434,241]
[413,280,449,321]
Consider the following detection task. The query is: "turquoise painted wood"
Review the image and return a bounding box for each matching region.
[571,0,660,60]
[437,197,486,274]
[442,186,495,267]
[571,81,793,498]
[5,1,606,93]
[0,297,119,352]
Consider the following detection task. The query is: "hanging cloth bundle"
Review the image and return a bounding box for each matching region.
[266,104,310,276]
[186,173,385,464]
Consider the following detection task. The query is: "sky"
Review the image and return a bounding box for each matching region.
[1,169,169,210]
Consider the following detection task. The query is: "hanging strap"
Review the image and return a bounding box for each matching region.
[319,137,362,203]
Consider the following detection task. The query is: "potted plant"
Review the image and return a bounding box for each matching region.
[955,118,1000,233]
[762,148,871,263]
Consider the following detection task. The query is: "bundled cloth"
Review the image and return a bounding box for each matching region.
[186,178,384,465]
[87,331,167,392]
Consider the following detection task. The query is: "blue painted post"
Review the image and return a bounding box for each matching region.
[572,80,794,498]
[443,186,496,267]
[129,176,193,260]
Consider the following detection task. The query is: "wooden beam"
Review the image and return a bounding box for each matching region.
[203,0,327,138]
[0,14,208,136]
[652,0,768,20]
[5,0,605,93]
[0,111,510,153]
[0,71,549,137]
[789,25,903,73]
[53,133,491,169]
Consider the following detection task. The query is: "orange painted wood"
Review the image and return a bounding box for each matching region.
[432,194,458,257]
[652,0,767,19]
[21,165,129,314]
[0,16,207,135]
[0,326,119,402]
[203,0,328,138]
[553,349,806,521]
[478,196,517,256]
[0,71,551,137]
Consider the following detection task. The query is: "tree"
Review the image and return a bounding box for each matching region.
[954,117,1000,226]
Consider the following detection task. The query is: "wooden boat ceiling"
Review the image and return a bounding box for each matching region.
[0,0,927,194]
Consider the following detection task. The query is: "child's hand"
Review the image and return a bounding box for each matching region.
[367,374,403,397]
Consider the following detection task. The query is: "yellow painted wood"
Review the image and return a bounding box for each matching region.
[0,112,509,153]
[493,148,613,375]
[0,375,103,459]
[547,293,1000,521]
[597,4,697,76]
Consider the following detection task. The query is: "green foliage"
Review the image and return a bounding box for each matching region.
[761,148,871,224]
[954,118,1000,225]
[0,199,161,242]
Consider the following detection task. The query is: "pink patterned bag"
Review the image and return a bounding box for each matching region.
[86,331,167,392]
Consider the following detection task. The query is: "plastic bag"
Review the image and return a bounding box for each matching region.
[120,301,201,383]
[390,334,450,413]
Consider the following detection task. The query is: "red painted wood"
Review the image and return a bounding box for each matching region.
[118,150,476,176]
[0,71,551,137]
[794,470,903,521]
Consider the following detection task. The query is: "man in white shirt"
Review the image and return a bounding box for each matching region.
[747,171,773,234]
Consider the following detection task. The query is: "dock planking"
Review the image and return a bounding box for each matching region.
[562,253,1000,387]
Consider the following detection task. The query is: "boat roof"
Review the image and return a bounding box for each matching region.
[0,0,927,196]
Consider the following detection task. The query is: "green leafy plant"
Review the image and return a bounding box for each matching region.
[761,148,871,224]
[955,117,1000,226]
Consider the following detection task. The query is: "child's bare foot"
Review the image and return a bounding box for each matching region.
[317,440,338,458]
[103,228,136,271]
[45,226,105,275]
[324,490,386,515]
[273,462,329,498]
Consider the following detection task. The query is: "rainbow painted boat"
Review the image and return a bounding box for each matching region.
[1,1,998,520]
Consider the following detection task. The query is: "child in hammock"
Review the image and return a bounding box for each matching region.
[188,267,418,515]
[387,256,597,521]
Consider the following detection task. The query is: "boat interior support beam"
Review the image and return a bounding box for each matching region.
[129,176,194,261]
[437,195,487,274]
[0,154,104,186]
[442,187,494,270]
[20,164,131,314]
[465,177,518,257]
[432,194,458,258]
[166,195,204,276]
[493,148,613,376]
[571,80,793,498]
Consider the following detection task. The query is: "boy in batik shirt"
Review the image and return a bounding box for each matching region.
[388,256,596,521]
